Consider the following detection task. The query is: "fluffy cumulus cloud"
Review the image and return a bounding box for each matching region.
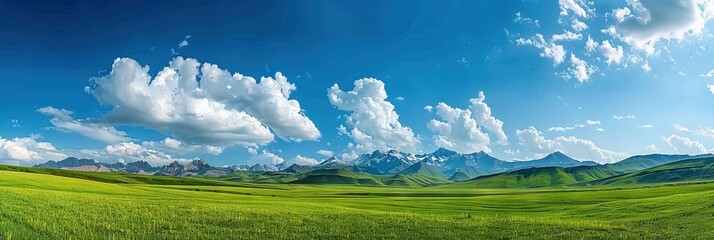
[248,150,284,165]
[572,19,588,32]
[38,106,131,144]
[608,0,713,55]
[585,36,599,52]
[85,57,320,147]
[516,126,628,163]
[468,92,508,144]
[0,135,67,163]
[612,7,632,23]
[599,40,625,65]
[426,92,507,154]
[328,78,420,153]
[663,134,707,155]
[292,155,319,166]
[558,0,589,18]
[568,54,596,82]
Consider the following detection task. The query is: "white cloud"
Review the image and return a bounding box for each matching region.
[674,124,714,138]
[571,19,588,32]
[340,151,359,162]
[708,84,714,94]
[645,144,657,151]
[316,149,334,157]
[142,137,223,155]
[11,119,21,128]
[514,12,541,27]
[558,0,588,18]
[426,92,507,154]
[608,0,711,55]
[701,69,714,77]
[0,135,66,163]
[248,150,284,165]
[548,126,575,132]
[396,96,405,101]
[516,126,628,163]
[424,105,434,112]
[642,62,652,72]
[552,30,583,42]
[639,124,655,128]
[674,124,691,132]
[568,54,596,82]
[247,147,258,155]
[596,128,605,132]
[585,35,599,52]
[599,40,625,65]
[469,92,508,144]
[427,103,489,153]
[328,78,420,153]
[517,34,567,66]
[292,155,318,166]
[0,135,202,167]
[586,120,601,125]
[612,7,632,23]
[178,35,190,49]
[96,142,193,166]
[38,106,131,144]
[613,114,636,120]
[663,134,707,155]
[86,57,320,148]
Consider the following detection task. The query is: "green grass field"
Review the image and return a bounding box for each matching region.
[2,168,714,239]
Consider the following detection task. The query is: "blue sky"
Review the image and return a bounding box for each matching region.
[1,0,714,167]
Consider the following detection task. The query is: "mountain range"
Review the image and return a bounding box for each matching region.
[450,153,714,188]
[31,149,710,185]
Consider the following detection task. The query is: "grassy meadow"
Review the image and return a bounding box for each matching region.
[1,169,714,239]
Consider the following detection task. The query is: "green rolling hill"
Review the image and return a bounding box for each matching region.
[451,167,579,188]
[290,169,384,185]
[591,157,714,186]
[0,164,273,187]
[448,171,472,182]
[445,155,710,188]
[216,171,299,184]
[383,162,451,187]
[602,154,706,173]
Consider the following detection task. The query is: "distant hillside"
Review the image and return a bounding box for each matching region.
[383,162,451,186]
[0,164,263,187]
[448,171,472,182]
[290,169,383,186]
[505,152,599,170]
[447,154,708,188]
[590,157,714,186]
[602,154,707,173]
[453,167,579,188]
[280,164,314,174]
[397,162,448,179]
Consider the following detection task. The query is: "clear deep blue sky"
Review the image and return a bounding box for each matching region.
[1,0,714,166]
